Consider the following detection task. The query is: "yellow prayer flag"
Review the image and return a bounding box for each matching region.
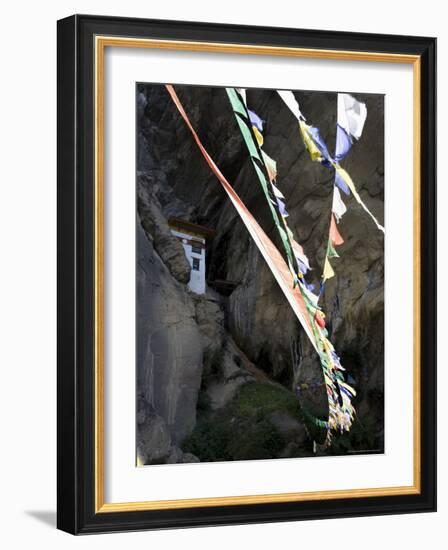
[323,257,335,281]
[299,121,322,162]
[334,165,385,233]
[252,125,264,147]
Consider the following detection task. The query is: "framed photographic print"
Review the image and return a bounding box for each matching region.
[57,14,436,534]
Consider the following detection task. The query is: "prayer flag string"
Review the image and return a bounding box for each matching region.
[276,91,384,235]
[226,88,356,444]
[276,90,384,290]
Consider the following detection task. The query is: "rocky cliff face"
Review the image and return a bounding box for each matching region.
[136,84,384,463]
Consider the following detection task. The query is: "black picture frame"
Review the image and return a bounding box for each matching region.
[57,14,436,534]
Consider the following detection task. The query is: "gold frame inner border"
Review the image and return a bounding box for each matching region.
[94,35,421,514]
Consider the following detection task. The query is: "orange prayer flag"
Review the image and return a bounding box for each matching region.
[329,213,344,247]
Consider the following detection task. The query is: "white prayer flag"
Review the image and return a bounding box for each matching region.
[337,93,367,140]
[277,90,305,122]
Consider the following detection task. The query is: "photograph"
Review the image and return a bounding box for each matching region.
[0,1,440,544]
[55,13,436,534]
[136,83,385,465]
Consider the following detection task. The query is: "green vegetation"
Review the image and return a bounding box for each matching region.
[182,382,305,462]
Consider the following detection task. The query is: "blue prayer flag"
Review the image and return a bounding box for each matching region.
[304,280,315,292]
[248,109,264,132]
[276,198,289,217]
[335,170,350,195]
[335,124,353,163]
[308,126,332,164]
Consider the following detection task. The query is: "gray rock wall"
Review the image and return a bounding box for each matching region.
[137,220,202,444]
